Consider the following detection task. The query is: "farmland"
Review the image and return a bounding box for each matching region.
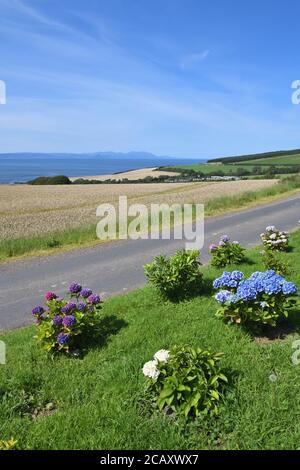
[165,149,300,175]
[240,153,300,166]
[0,180,277,240]
[165,163,260,174]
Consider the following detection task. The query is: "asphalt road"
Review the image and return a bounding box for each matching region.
[1,193,300,331]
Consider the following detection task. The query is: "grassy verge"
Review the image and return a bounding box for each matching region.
[1,176,300,263]
[1,231,300,449]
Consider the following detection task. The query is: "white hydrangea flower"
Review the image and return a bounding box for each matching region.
[154,349,170,363]
[270,233,277,240]
[266,225,276,232]
[142,360,160,379]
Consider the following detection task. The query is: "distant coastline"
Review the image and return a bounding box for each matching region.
[0,153,204,184]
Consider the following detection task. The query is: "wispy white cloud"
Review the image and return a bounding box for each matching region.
[1,1,299,156]
[0,0,72,31]
[180,50,210,69]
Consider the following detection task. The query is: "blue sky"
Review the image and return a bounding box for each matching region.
[0,0,300,158]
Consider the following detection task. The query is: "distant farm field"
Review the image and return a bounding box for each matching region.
[166,163,259,174]
[240,154,300,166]
[0,180,277,240]
[170,153,300,174]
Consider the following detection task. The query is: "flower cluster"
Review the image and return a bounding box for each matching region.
[142,349,170,380]
[209,235,245,268]
[260,226,289,251]
[213,270,297,326]
[143,346,228,419]
[32,282,102,352]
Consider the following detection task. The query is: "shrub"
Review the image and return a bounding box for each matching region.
[209,235,246,268]
[262,250,290,275]
[260,226,289,252]
[213,270,297,327]
[32,283,102,353]
[142,346,228,419]
[144,250,203,301]
[28,175,71,185]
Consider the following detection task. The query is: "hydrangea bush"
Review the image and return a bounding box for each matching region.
[142,346,228,418]
[144,250,203,301]
[213,270,297,327]
[262,250,290,276]
[209,235,246,268]
[32,282,102,353]
[260,226,289,252]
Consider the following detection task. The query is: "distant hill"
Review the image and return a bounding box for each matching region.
[0,151,179,160]
[209,148,300,164]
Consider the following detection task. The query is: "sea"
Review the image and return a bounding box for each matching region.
[0,154,204,183]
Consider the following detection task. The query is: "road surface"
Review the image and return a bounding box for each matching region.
[1,193,300,331]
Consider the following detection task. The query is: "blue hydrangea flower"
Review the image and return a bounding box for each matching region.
[213,272,233,289]
[282,282,298,295]
[263,281,282,295]
[231,271,244,281]
[215,290,234,304]
[236,281,257,301]
[57,332,70,345]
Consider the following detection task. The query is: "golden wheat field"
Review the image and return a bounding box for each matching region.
[0,180,277,240]
[70,167,180,181]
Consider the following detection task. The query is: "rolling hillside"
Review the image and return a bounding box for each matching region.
[208,148,300,164]
[164,148,300,177]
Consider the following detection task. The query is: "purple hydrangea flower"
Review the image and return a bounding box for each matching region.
[77,302,86,311]
[69,282,82,294]
[81,288,93,298]
[52,315,63,326]
[220,235,230,243]
[87,294,101,305]
[57,332,70,345]
[209,244,218,252]
[45,291,57,301]
[219,241,225,247]
[61,302,77,314]
[62,315,76,328]
[32,306,44,316]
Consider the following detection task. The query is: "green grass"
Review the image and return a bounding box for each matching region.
[2,177,300,263]
[166,163,259,174]
[1,231,300,449]
[241,154,300,166]
[167,153,300,173]
[204,176,300,215]
[0,224,102,262]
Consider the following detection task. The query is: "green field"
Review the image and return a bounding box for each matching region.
[166,163,259,174]
[166,150,300,174]
[241,154,300,166]
[1,231,300,449]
